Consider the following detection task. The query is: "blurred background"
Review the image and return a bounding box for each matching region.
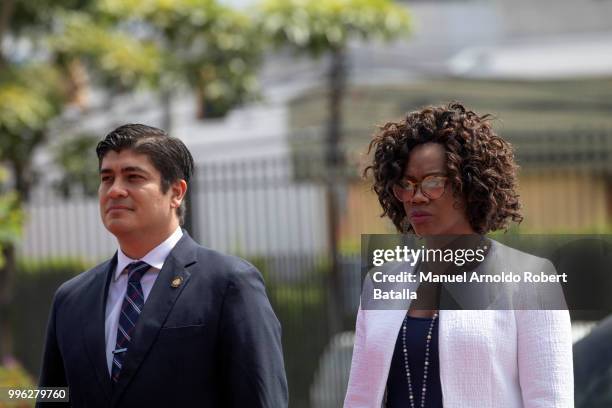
[1,0,612,406]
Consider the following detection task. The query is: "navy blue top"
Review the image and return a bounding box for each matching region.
[386,315,443,408]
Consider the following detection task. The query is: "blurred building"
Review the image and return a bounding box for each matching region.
[20,0,612,260]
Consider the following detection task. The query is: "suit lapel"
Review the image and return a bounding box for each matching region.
[111,232,198,406]
[82,255,116,403]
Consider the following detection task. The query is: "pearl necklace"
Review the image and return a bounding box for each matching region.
[401,312,438,408]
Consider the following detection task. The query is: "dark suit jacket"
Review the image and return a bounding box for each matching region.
[37,232,288,407]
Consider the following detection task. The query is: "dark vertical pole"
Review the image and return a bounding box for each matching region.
[0,243,15,363]
[160,85,172,132]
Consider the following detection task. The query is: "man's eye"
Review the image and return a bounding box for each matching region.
[128,174,142,180]
[101,176,112,182]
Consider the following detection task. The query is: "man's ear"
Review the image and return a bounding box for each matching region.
[170,179,188,209]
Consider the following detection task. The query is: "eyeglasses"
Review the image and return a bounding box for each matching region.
[392,175,448,202]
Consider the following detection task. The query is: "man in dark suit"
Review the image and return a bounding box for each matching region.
[38,124,288,407]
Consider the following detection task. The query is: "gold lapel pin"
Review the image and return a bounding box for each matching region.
[171,276,183,288]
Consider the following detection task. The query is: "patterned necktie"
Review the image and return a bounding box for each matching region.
[111,261,150,383]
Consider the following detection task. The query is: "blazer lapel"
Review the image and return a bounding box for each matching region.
[110,233,197,406]
[82,255,116,404]
[441,239,502,310]
[360,262,422,406]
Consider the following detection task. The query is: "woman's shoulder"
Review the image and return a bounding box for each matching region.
[489,238,552,268]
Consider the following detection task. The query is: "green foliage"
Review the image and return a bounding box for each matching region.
[17,257,90,276]
[0,362,33,387]
[52,133,101,197]
[0,167,23,268]
[0,362,34,408]
[51,12,162,89]
[0,65,65,138]
[248,255,330,315]
[0,3,71,200]
[97,0,223,30]
[50,0,264,116]
[10,257,89,380]
[242,255,333,407]
[257,0,411,56]
[187,9,263,115]
[0,62,68,206]
[10,0,96,35]
[0,192,23,246]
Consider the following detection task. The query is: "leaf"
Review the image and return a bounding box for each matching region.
[257,0,411,55]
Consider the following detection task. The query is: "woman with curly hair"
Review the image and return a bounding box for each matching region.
[344,103,573,407]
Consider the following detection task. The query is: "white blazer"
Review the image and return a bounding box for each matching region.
[344,240,574,408]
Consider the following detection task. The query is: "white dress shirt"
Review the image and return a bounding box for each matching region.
[104,227,183,374]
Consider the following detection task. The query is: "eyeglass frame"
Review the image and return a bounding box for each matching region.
[392,174,449,202]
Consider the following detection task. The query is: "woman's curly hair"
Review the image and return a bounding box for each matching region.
[364,102,523,234]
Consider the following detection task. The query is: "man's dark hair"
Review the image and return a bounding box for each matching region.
[96,124,195,225]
